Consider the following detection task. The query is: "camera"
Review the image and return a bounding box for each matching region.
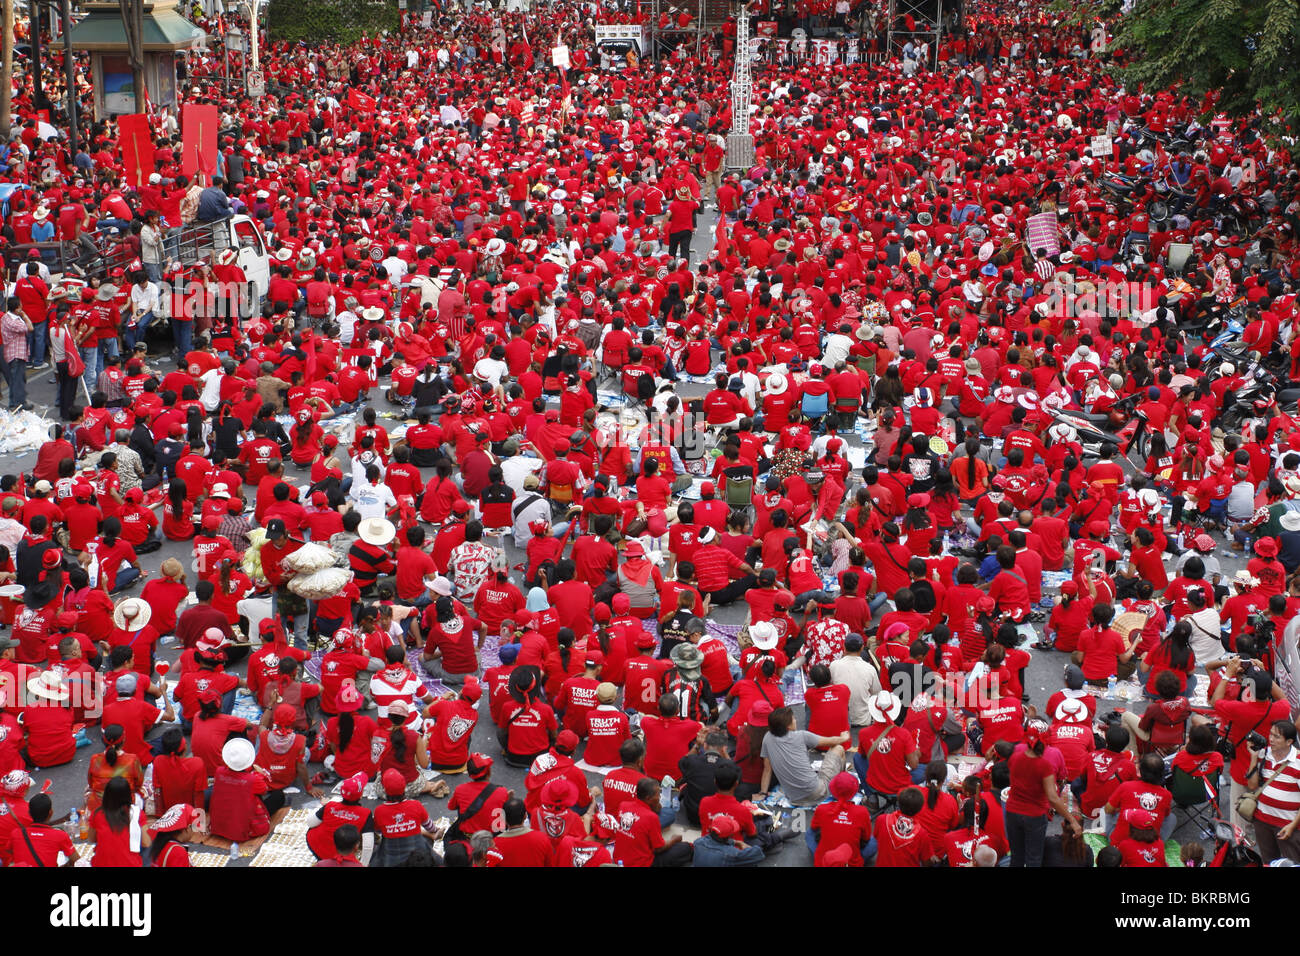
[1245,731,1268,751]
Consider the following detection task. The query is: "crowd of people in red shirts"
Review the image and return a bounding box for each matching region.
[1,0,1300,869]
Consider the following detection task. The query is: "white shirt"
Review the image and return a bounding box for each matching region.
[381,256,408,288]
[1185,607,1224,666]
[829,654,882,726]
[511,492,551,549]
[199,367,223,413]
[337,309,357,345]
[473,357,508,388]
[501,455,543,497]
[351,479,397,519]
[130,281,160,316]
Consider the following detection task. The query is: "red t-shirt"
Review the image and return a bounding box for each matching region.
[873,810,935,866]
[641,715,702,782]
[812,799,872,866]
[1005,750,1054,816]
[612,798,665,867]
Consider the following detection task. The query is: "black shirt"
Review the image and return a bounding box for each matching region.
[676,749,740,826]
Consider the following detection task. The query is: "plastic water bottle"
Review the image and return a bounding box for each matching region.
[229,841,240,859]
[67,808,79,838]
[1106,674,1117,698]
[661,775,679,810]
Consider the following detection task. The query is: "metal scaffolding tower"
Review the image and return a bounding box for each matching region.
[723,0,753,170]
[884,0,946,70]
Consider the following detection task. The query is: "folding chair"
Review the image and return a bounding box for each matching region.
[723,475,754,510]
[1168,765,1219,842]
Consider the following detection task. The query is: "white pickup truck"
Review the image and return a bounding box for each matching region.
[4,214,272,311]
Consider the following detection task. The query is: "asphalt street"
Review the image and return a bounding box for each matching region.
[3,211,1249,867]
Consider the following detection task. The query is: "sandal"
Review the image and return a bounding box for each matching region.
[1031,641,1056,651]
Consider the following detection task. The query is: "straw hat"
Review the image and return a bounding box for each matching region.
[866,690,903,723]
[1054,698,1089,723]
[112,597,152,631]
[26,670,69,702]
[749,621,778,650]
[358,517,396,547]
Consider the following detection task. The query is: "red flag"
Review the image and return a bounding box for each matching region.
[118,113,155,189]
[715,214,731,259]
[347,89,377,112]
[182,103,219,179]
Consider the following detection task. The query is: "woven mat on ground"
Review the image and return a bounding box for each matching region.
[186,806,292,856]
[1083,830,1184,867]
[305,618,785,705]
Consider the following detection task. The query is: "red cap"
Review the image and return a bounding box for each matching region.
[540,778,577,809]
[272,704,297,726]
[460,679,482,702]
[584,649,605,669]
[556,729,580,752]
[467,753,493,780]
[381,768,407,797]
[340,772,368,800]
[700,481,715,496]
[708,814,739,839]
[593,603,612,623]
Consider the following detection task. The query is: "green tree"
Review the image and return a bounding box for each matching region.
[1077,0,1300,125]
[266,0,397,44]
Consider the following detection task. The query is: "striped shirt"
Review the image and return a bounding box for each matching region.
[1254,746,1300,828]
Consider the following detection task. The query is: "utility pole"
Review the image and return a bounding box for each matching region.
[118,0,145,111]
[29,0,49,112]
[61,0,76,150]
[1,0,13,138]
[723,0,753,170]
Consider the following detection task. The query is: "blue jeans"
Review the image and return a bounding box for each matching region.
[1005,810,1048,867]
[80,345,100,396]
[5,358,26,408]
[109,566,141,592]
[124,311,156,351]
[98,337,119,365]
[792,589,836,612]
[172,318,193,358]
[28,321,47,366]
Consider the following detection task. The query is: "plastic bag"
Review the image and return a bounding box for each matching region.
[280,542,337,574]
[287,566,352,600]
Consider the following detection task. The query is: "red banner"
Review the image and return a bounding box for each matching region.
[346,89,376,113]
[118,113,155,189]
[181,103,219,180]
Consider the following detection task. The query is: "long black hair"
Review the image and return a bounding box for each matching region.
[389,714,407,765]
[168,478,188,521]
[337,711,355,752]
[102,724,124,767]
[101,776,133,832]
